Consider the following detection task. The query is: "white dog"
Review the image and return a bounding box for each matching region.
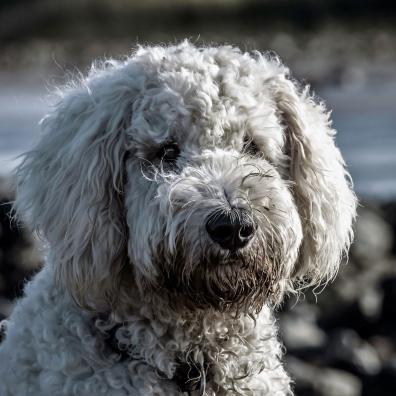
[0,42,356,395]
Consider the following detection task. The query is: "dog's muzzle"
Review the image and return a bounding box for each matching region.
[205,208,255,251]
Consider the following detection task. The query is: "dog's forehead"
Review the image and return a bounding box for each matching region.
[130,46,279,151]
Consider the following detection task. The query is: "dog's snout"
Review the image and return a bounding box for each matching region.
[206,209,255,251]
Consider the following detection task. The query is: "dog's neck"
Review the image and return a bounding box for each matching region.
[97,317,210,393]
[94,290,278,394]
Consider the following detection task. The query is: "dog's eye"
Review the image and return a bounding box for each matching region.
[156,143,180,163]
[243,135,259,156]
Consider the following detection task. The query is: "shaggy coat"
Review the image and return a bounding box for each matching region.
[0,42,356,395]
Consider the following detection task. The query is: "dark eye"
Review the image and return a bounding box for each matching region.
[156,142,180,163]
[243,135,259,156]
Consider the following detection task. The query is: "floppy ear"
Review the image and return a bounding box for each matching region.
[14,70,136,311]
[272,73,357,287]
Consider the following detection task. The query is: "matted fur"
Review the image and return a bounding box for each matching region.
[0,41,356,395]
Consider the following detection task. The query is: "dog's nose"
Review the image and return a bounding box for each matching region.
[205,209,255,251]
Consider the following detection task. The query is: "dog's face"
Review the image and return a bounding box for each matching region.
[124,71,302,312]
[15,42,357,313]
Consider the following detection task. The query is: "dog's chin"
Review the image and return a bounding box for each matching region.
[158,249,278,314]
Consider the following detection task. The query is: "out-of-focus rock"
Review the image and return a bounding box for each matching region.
[0,298,14,319]
[313,368,362,396]
[362,358,396,396]
[0,177,42,319]
[324,329,382,377]
[352,205,393,264]
[280,303,327,351]
[357,286,383,319]
[369,336,395,362]
[286,356,318,395]
[286,357,362,396]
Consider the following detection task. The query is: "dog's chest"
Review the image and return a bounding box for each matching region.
[96,306,278,394]
[99,318,222,392]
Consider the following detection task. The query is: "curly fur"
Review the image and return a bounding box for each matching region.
[0,41,357,395]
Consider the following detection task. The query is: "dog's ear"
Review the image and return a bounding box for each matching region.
[14,73,136,311]
[272,72,357,287]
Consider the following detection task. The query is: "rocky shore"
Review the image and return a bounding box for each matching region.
[1,177,395,395]
[280,200,396,395]
[0,177,41,322]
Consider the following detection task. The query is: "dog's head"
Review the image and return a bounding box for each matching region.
[15,42,357,313]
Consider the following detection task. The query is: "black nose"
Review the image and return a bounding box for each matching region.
[205,208,256,251]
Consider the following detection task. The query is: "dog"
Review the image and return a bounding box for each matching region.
[0,41,357,395]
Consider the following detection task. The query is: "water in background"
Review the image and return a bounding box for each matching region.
[0,76,48,174]
[1,74,395,201]
[324,81,396,201]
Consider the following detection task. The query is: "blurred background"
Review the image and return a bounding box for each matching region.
[0,1,395,395]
